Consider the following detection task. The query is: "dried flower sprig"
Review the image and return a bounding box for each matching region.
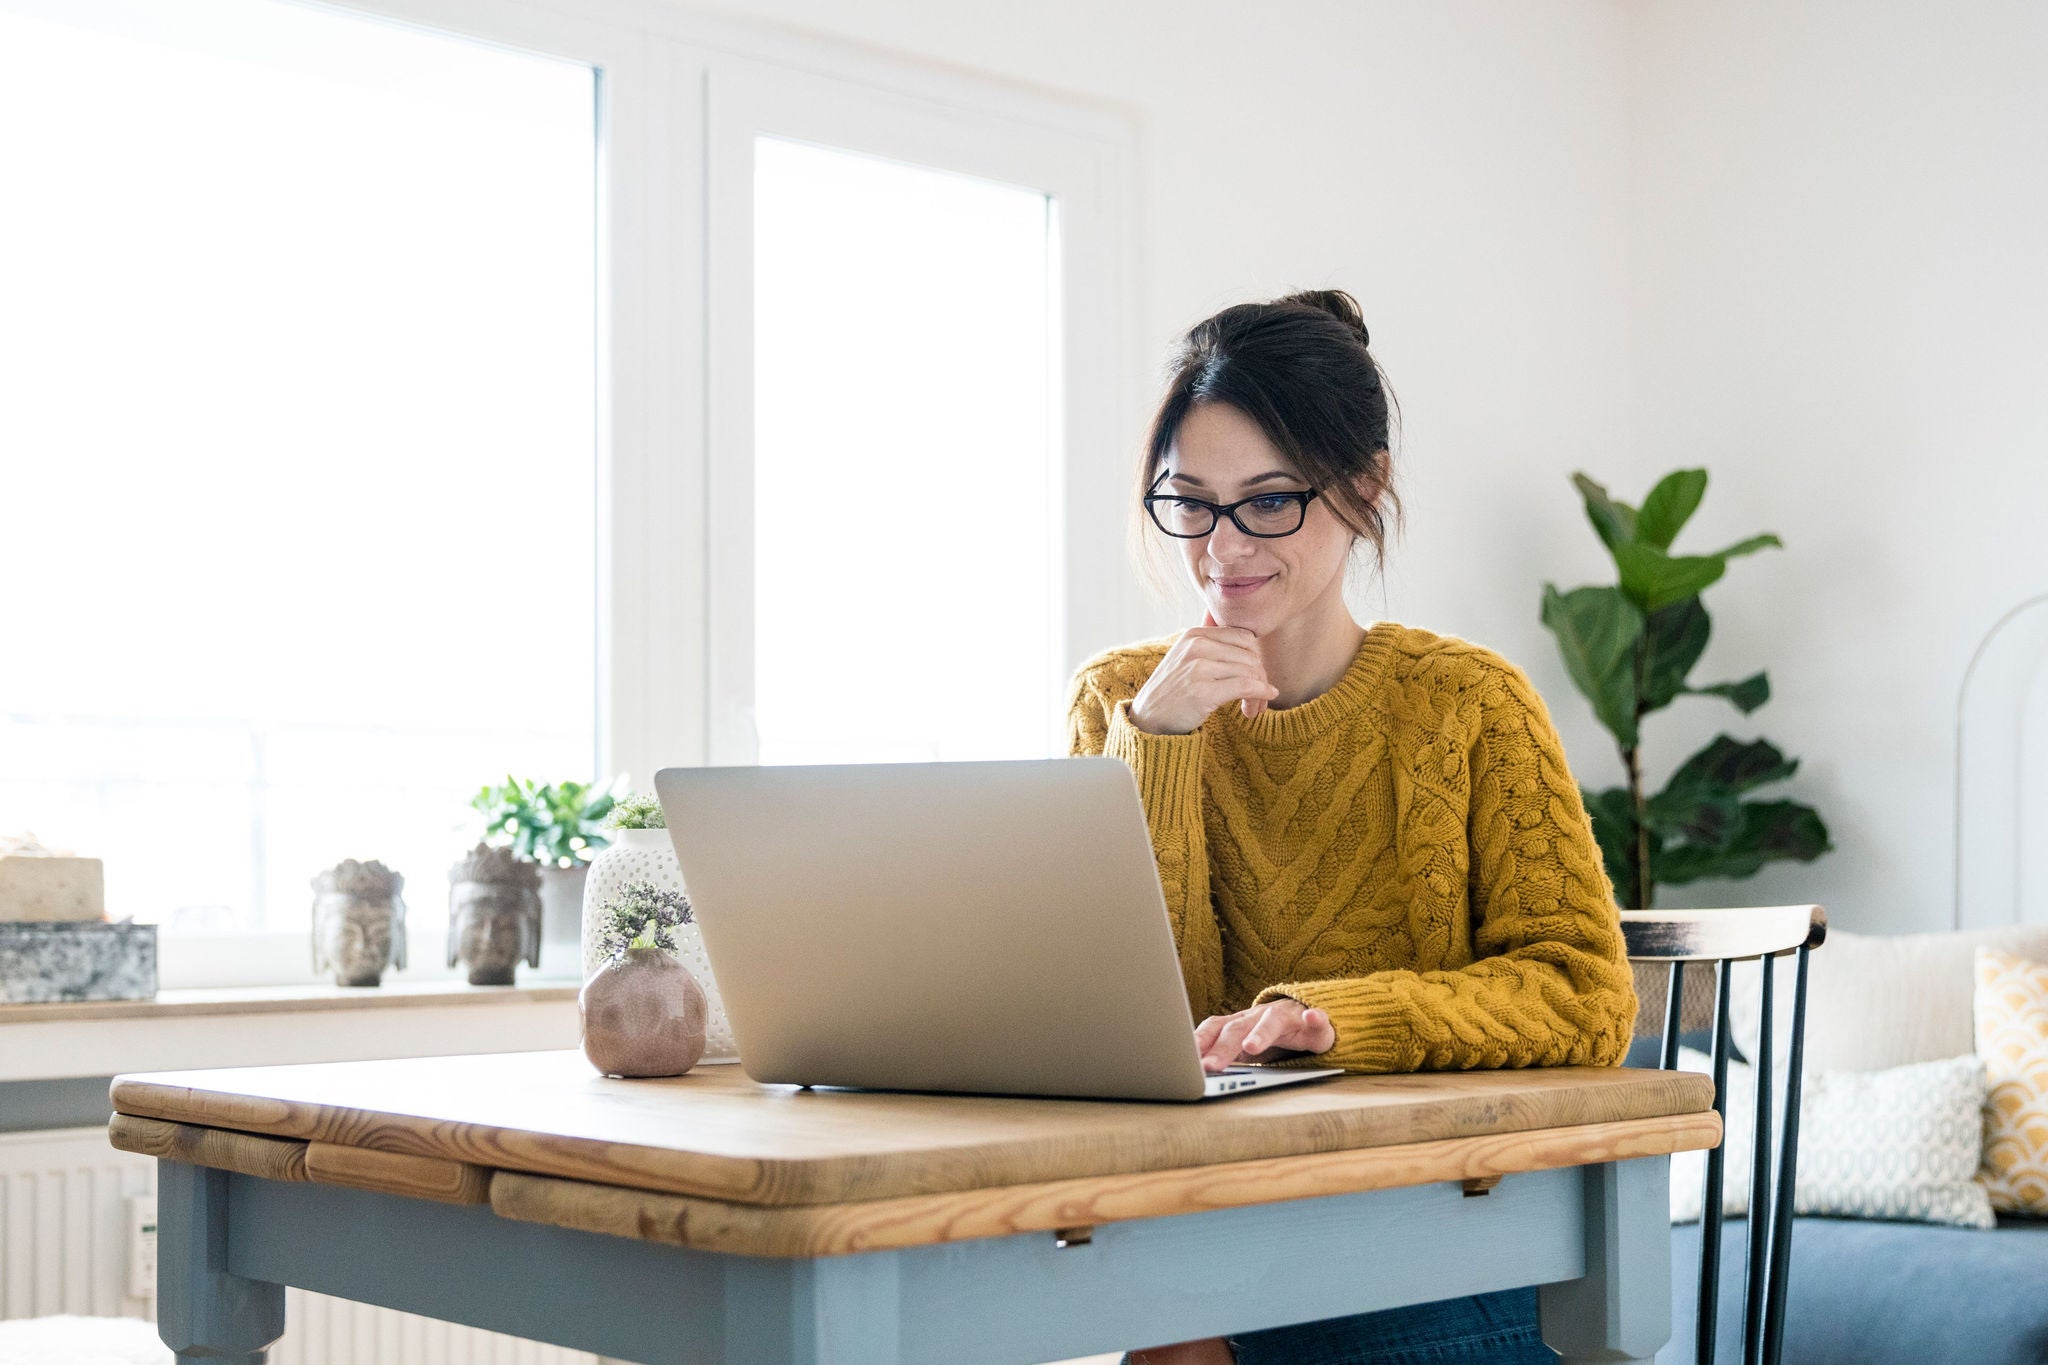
[596,882,693,962]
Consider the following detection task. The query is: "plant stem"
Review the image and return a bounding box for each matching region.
[1625,744,1651,909]
[1628,625,1651,910]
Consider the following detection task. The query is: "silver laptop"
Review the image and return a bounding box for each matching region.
[652,757,1342,1102]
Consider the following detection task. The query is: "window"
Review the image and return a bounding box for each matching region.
[752,137,1058,764]
[0,0,1134,984]
[0,0,598,934]
[703,60,1134,768]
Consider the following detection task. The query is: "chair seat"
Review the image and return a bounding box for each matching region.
[0,1315,169,1365]
[1667,1216,2048,1365]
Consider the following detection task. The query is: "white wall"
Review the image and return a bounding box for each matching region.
[1624,0,2048,931]
[690,0,2047,933]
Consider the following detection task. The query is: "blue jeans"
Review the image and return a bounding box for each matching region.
[1129,1287,1553,1365]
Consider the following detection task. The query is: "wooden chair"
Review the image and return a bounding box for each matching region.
[1620,904,1827,1365]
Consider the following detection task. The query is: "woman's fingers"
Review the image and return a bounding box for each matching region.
[1201,1012,1264,1072]
[1303,1006,1335,1053]
[1240,999,1314,1056]
[1195,612,1271,721]
[1198,1002,1336,1070]
[1131,621,1274,735]
[1178,633,1264,671]
[1249,1004,1333,1057]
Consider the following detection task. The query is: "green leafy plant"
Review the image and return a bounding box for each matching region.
[1540,469,1830,909]
[594,884,693,963]
[604,793,665,830]
[470,776,619,869]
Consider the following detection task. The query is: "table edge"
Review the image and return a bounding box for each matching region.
[109,1065,1715,1206]
[112,1109,1720,1257]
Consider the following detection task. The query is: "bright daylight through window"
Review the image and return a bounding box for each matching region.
[751,136,1060,765]
[0,0,598,934]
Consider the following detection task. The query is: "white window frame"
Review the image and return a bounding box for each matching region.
[33,0,1138,987]
[701,54,1136,764]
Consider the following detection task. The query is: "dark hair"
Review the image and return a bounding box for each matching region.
[1139,288,1402,570]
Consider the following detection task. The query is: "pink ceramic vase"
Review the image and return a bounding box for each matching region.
[578,946,708,1078]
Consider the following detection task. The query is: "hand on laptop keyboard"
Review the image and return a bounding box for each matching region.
[1194,998,1335,1073]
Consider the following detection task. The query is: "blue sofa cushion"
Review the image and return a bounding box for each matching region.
[1663,1215,2048,1364]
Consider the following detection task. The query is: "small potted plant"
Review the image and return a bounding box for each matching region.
[579,884,706,1078]
[580,791,736,1060]
[580,794,669,974]
[469,776,618,977]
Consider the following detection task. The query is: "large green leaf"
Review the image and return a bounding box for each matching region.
[1653,799,1832,885]
[1685,671,1770,713]
[1635,470,1708,550]
[1643,787,1742,847]
[1542,583,1645,748]
[1610,542,1730,612]
[1581,785,1643,906]
[1571,473,1638,553]
[1640,600,1711,711]
[1665,734,1799,800]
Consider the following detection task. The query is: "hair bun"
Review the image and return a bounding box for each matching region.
[1280,288,1370,348]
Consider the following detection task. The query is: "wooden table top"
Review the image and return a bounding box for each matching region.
[112,1050,1714,1213]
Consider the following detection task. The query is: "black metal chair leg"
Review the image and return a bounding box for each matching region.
[1761,944,1811,1365]
[1742,953,1776,1365]
[1699,959,1733,1365]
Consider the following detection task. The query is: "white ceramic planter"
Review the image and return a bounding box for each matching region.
[580,828,736,1061]
[536,863,586,979]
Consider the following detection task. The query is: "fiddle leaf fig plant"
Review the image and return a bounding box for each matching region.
[1541,469,1830,909]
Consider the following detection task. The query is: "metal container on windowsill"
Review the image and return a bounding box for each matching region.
[0,921,158,1003]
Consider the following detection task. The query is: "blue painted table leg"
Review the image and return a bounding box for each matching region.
[156,1161,287,1364]
[723,1253,902,1364]
[1538,1157,1671,1365]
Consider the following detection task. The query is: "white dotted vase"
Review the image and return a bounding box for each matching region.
[581,828,736,1062]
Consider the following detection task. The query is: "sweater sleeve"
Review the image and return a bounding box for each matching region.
[1252,662,1638,1072]
[1065,666,1227,1022]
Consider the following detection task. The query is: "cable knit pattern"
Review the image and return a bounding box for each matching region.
[1065,621,1637,1073]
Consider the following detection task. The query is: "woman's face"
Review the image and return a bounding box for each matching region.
[1157,401,1356,636]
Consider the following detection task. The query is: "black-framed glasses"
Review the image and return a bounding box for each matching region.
[1143,472,1321,539]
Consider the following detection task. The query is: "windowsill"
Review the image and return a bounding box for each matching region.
[0,976,581,1025]
[0,974,584,1085]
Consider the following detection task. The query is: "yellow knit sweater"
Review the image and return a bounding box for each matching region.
[1066,621,1637,1073]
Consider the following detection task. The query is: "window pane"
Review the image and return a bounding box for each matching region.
[753,136,1058,765]
[0,1,598,930]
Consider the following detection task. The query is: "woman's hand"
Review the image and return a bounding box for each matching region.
[1194,998,1336,1073]
[1128,615,1278,735]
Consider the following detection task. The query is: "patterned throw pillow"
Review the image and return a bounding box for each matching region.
[1795,1055,1995,1228]
[1668,1049,1996,1229]
[1974,946,2048,1214]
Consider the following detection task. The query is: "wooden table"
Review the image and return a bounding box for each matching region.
[110,1050,1717,1365]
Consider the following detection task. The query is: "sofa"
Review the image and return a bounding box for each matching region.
[1669,1215,2048,1365]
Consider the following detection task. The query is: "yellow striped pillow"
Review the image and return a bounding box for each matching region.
[1974,946,2048,1214]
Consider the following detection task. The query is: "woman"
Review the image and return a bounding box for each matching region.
[1066,290,1637,1365]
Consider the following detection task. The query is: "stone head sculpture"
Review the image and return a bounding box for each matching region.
[446,843,542,986]
[311,859,407,988]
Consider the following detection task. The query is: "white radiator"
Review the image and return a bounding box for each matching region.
[0,1127,601,1365]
